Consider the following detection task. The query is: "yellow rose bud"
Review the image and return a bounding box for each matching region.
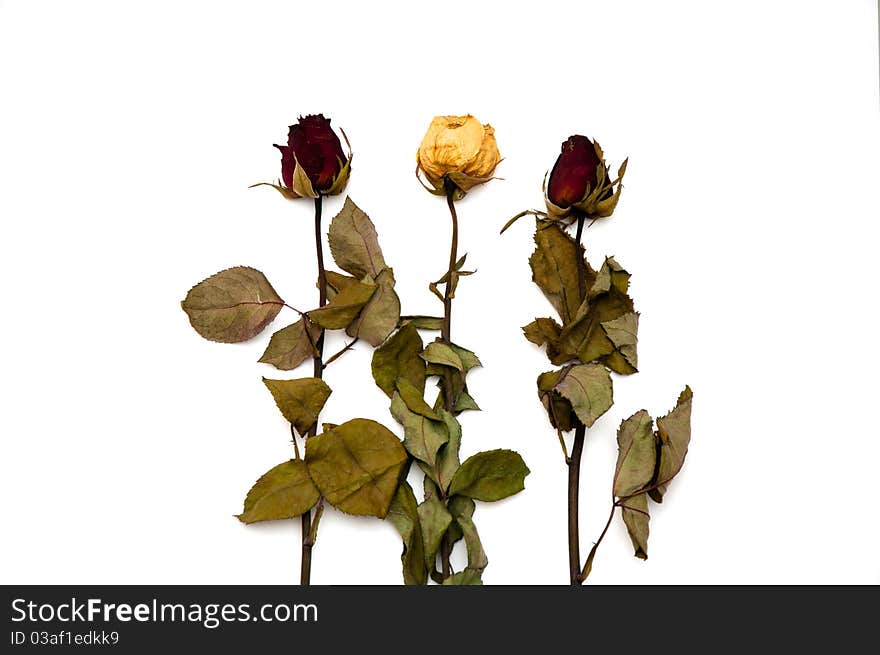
[416,114,501,197]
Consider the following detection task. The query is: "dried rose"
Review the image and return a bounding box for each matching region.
[545,135,627,219]
[416,114,500,197]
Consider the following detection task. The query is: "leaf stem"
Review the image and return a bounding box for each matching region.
[567,211,588,585]
[300,195,327,586]
[438,181,460,581]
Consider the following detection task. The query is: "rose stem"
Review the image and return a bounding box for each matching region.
[438,181,460,580]
[567,211,588,585]
[300,195,327,586]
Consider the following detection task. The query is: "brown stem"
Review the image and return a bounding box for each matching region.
[438,182,460,580]
[567,211,588,585]
[300,195,327,586]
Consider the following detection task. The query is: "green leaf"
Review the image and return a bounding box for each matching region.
[346,268,400,346]
[390,392,448,474]
[443,569,483,585]
[236,460,319,524]
[418,495,453,572]
[448,449,530,502]
[650,386,693,502]
[307,280,375,329]
[421,341,465,371]
[258,318,320,371]
[372,323,426,397]
[262,377,332,435]
[529,224,595,324]
[386,481,428,585]
[327,196,388,280]
[448,497,488,573]
[554,364,613,428]
[395,378,441,420]
[613,410,657,498]
[181,266,283,343]
[620,492,650,559]
[305,418,407,518]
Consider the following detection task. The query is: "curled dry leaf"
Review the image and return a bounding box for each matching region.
[613,409,656,498]
[554,364,613,428]
[306,279,375,329]
[181,266,283,343]
[386,481,428,585]
[417,495,453,572]
[372,323,427,398]
[650,386,693,502]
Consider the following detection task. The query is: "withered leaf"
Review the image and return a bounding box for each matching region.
[454,390,480,413]
[523,317,562,354]
[394,378,441,420]
[181,266,283,343]
[327,196,387,280]
[372,323,426,397]
[620,492,650,559]
[537,370,579,433]
[258,319,320,371]
[448,449,530,502]
[324,270,359,301]
[450,344,481,371]
[307,279,375,330]
[305,418,407,518]
[601,311,639,373]
[529,225,596,324]
[432,410,462,492]
[262,377,332,435]
[421,342,465,371]
[390,392,448,474]
[236,459,319,524]
[400,315,445,331]
[448,496,488,573]
[418,495,453,572]
[589,256,630,299]
[650,386,693,502]
[613,409,656,498]
[346,268,400,346]
[554,364,613,428]
[386,480,427,585]
[442,569,483,585]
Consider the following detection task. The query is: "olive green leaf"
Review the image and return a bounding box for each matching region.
[433,410,462,492]
[327,196,387,280]
[324,270,359,301]
[390,392,448,474]
[181,266,284,343]
[589,256,630,299]
[394,378,441,420]
[613,410,657,498]
[386,480,428,585]
[307,280,375,330]
[601,311,639,373]
[454,390,480,413]
[620,492,650,559]
[450,344,481,371]
[448,449,530,502]
[529,224,596,323]
[236,459,320,524]
[372,323,426,397]
[421,342,465,371]
[442,569,483,585]
[537,370,579,432]
[258,319,320,371]
[262,377,332,435]
[448,496,488,573]
[554,364,613,428]
[418,495,453,571]
[650,386,693,502]
[400,315,445,331]
[305,418,407,518]
[523,317,563,362]
[346,268,400,346]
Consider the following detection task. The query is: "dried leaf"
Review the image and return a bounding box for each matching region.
[236,459,319,524]
[307,279,375,329]
[432,410,462,492]
[442,569,483,585]
[262,377,332,435]
[324,270,359,301]
[529,225,595,323]
[395,378,441,420]
[305,418,407,518]
[554,364,613,428]
[390,392,448,475]
[448,449,530,502]
[613,410,657,498]
[386,480,428,585]
[602,311,639,372]
[258,319,320,371]
[650,386,693,502]
[448,496,488,573]
[346,268,400,346]
[620,492,650,559]
[372,323,426,397]
[181,266,283,343]
[421,342,465,371]
[450,344,481,371]
[537,370,579,432]
[523,317,562,350]
[327,197,387,280]
[400,315,444,331]
[418,495,453,572]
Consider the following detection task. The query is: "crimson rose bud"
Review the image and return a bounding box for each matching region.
[261,114,351,199]
[544,135,627,219]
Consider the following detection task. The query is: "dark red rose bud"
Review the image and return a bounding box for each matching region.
[547,135,602,209]
[266,114,350,199]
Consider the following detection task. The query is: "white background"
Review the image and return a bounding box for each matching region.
[1,0,878,585]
